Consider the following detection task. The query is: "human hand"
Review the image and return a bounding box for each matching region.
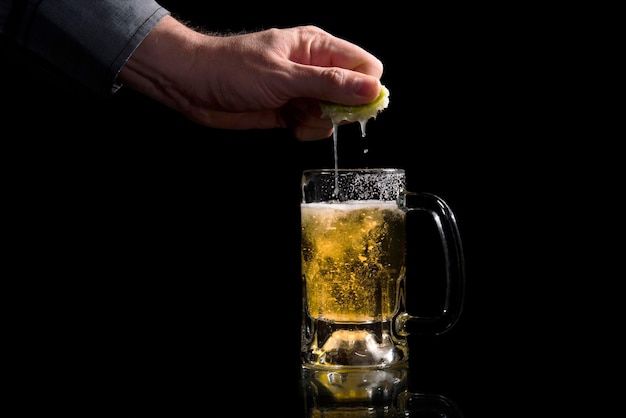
[119,16,383,140]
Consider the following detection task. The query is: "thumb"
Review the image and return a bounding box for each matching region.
[293,65,382,106]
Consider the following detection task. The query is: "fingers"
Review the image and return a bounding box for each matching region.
[290,64,381,107]
[284,26,384,106]
[295,26,383,78]
[317,36,384,80]
[291,125,335,142]
[186,108,280,130]
[281,98,336,141]
[320,67,381,105]
[185,98,335,141]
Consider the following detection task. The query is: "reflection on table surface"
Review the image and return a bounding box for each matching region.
[300,366,463,417]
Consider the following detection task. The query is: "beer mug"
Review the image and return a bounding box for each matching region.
[301,367,464,417]
[301,367,408,417]
[300,168,465,370]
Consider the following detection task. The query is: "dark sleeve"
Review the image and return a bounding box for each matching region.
[0,0,170,97]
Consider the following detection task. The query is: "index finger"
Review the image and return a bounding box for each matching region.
[292,26,384,78]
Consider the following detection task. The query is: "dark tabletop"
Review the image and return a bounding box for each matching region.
[2,4,611,416]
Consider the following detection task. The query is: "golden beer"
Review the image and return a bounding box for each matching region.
[301,200,406,323]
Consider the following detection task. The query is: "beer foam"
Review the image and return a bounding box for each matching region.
[301,200,399,211]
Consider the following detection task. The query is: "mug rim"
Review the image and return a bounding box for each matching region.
[302,168,405,174]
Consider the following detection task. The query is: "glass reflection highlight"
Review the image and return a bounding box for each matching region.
[301,367,463,417]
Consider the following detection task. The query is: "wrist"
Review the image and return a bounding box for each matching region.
[118,16,201,108]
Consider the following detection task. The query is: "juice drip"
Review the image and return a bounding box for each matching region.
[322,84,389,190]
[331,121,372,198]
[359,120,370,165]
[332,123,339,197]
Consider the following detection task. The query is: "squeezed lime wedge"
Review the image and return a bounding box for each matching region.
[320,84,390,126]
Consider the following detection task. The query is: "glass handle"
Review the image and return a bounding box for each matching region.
[400,191,466,335]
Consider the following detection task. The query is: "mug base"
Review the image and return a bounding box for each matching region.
[301,322,409,370]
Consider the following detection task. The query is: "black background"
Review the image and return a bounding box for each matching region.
[2,3,613,416]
